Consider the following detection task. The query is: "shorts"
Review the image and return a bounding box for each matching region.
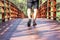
[27,0,39,9]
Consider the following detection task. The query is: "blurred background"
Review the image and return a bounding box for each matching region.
[0,0,60,23]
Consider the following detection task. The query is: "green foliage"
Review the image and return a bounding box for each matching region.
[42,0,47,3]
[9,0,27,15]
[9,0,60,16]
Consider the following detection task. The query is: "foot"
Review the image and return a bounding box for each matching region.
[33,20,37,26]
[27,19,31,27]
[28,27,32,30]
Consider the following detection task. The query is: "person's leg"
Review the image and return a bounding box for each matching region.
[27,2,32,27]
[33,9,37,26]
[33,9,37,20]
[27,8,31,27]
[33,1,38,26]
[27,8,31,19]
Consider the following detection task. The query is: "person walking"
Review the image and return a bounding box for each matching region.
[27,0,39,27]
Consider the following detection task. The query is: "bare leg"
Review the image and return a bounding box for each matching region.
[27,8,31,19]
[33,9,37,26]
[33,9,37,20]
[27,8,31,27]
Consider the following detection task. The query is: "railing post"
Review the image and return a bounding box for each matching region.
[8,0,10,20]
[40,0,42,18]
[2,0,6,22]
[53,0,56,20]
[47,0,51,19]
[9,0,11,20]
[45,1,47,18]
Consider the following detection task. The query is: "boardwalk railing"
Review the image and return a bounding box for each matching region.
[0,0,25,22]
[37,0,60,21]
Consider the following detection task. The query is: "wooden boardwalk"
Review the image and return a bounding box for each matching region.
[0,18,60,40]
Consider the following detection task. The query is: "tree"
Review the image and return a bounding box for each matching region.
[9,0,27,15]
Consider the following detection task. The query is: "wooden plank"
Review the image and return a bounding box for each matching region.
[0,18,60,40]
